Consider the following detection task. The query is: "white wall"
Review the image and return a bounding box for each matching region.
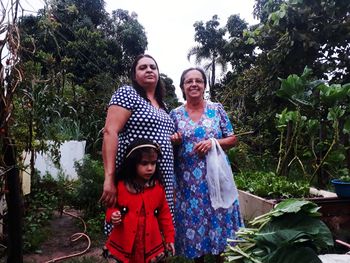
[23,140,86,181]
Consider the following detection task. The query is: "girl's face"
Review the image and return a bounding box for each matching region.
[135,57,159,88]
[182,70,205,100]
[135,151,158,184]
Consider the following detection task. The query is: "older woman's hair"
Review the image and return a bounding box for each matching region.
[179,67,207,100]
[130,54,166,109]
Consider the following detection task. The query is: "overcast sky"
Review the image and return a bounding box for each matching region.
[105,0,258,99]
[14,0,258,99]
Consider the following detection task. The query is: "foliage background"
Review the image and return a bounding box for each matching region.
[1,0,350,260]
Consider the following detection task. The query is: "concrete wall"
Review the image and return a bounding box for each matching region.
[22,140,86,194]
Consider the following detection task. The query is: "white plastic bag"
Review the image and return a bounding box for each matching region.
[206,138,238,209]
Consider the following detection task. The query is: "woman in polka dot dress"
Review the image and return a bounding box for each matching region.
[100,54,175,235]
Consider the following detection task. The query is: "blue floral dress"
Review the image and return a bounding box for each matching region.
[169,101,243,259]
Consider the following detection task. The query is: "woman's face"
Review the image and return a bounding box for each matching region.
[182,70,205,100]
[135,57,159,88]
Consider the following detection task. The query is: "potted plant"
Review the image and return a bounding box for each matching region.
[331,175,350,198]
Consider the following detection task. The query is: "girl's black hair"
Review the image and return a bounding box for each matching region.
[179,67,207,100]
[130,54,166,109]
[116,138,162,193]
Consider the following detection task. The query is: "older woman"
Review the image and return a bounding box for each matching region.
[100,54,175,234]
[170,68,243,263]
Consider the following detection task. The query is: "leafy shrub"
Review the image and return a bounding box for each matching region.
[235,171,309,198]
[23,172,59,252]
[227,144,277,173]
[339,176,350,182]
[73,155,105,217]
[45,117,84,141]
[42,171,77,211]
[23,170,78,252]
[85,212,105,241]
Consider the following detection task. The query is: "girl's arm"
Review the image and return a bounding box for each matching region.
[100,105,131,207]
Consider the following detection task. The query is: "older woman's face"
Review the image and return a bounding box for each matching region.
[135,57,159,88]
[182,70,205,100]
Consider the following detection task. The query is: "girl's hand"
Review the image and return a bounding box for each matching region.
[165,242,175,256]
[194,139,212,157]
[111,211,122,225]
[170,132,182,145]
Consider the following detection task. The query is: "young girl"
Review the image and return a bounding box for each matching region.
[103,139,175,263]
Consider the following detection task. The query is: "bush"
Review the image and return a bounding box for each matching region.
[235,171,310,198]
[23,172,59,252]
[73,155,105,217]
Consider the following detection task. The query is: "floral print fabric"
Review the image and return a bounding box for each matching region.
[169,101,243,259]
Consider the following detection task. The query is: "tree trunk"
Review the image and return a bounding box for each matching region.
[3,138,23,263]
[210,58,216,99]
[278,121,293,177]
[318,118,327,187]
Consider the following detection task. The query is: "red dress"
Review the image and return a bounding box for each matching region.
[129,203,146,263]
[105,181,175,263]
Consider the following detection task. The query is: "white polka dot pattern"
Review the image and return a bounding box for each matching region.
[109,85,175,213]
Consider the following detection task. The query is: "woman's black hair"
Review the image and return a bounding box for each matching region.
[179,67,207,100]
[130,54,166,109]
[116,138,162,193]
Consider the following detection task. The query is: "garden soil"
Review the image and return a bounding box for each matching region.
[23,210,105,263]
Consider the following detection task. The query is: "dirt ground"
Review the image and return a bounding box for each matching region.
[23,210,105,263]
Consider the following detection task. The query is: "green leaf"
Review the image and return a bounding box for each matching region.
[327,106,345,121]
[247,37,256,45]
[319,84,349,105]
[271,199,320,217]
[326,150,346,163]
[343,119,350,134]
[267,247,322,263]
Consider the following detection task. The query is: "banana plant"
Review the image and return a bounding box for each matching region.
[276,67,350,187]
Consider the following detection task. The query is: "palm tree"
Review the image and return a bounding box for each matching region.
[187,15,227,98]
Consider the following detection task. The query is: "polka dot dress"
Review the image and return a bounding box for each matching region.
[104,85,175,235]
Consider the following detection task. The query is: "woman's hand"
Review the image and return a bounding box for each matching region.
[101,105,131,207]
[194,139,212,157]
[111,210,122,225]
[100,177,117,207]
[170,132,182,145]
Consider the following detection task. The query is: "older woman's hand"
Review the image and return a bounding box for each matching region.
[194,139,212,157]
[170,132,182,145]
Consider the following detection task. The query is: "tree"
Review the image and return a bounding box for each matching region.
[224,14,255,75]
[161,73,181,110]
[215,0,350,174]
[253,0,284,22]
[17,2,149,156]
[188,15,227,98]
[1,1,24,261]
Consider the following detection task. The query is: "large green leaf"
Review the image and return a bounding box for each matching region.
[259,214,334,248]
[319,84,350,106]
[269,199,320,218]
[267,247,322,263]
